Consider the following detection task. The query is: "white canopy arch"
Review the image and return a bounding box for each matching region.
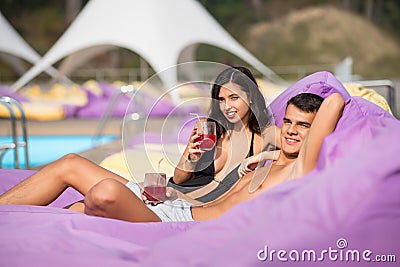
[0,11,41,64]
[0,11,69,80]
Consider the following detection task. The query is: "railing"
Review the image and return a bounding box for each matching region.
[92,84,138,144]
[350,80,397,115]
[0,97,30,169]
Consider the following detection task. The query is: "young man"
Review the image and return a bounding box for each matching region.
[83,92,345,222]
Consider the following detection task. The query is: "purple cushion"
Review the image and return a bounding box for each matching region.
[74,86,106,118]
[75,82,196,118]
[270,71,351,127]
[74,81,201,118]
[98,81,133,117]
[147,96,176,117]
[129,90,200,118]
[134,92,178,117]
[98,80,117,98]
[0,169,83,208]
[62,104,80,118]
[74,85,131,118]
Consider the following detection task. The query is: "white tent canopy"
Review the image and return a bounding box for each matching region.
[11,0,282,96]
[0,11,68,80]
[0,11,41,64]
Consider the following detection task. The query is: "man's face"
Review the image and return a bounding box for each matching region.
[280,104,317,159]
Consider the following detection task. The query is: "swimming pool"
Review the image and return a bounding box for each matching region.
[0,135,117,169]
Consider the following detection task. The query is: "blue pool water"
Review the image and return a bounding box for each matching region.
[0,135,117,169]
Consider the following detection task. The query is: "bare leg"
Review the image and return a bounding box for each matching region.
[0,153,128,206]
[85,178,161,222]
[65,201,85,213]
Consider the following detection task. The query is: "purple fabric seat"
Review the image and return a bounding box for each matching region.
[67,81,200,119]
[1,71,399,266]
[72,84,132,118]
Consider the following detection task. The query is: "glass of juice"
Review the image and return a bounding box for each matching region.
[196,121,216,152]
[143,173,167,203]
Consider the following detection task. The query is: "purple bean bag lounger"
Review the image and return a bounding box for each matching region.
[1,71,399,266]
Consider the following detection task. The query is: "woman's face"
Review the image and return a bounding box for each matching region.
[218,82,251,125]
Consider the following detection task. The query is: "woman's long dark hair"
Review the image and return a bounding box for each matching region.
[209,66,272,139]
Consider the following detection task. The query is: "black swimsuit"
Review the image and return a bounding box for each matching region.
[168,132,255,202]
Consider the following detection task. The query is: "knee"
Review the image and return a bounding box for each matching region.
[56,153,84,172]
[85,178,120,211]
[60,153,81,162]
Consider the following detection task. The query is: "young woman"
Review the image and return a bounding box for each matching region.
[168,66,280,202]
[0,66,280,213]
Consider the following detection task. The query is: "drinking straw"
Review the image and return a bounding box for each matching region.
[157,157,164,172]
[190,112,202,134]
[157,158,164,184]
[190,112,201,122]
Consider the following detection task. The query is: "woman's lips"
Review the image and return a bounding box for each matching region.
[225,111,236,119]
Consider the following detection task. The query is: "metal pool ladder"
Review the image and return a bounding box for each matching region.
[93,84,138,144]
[0,96,30,169]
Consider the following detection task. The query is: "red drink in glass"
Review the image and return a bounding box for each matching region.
[144,173,167,203]
[196,121,216,152]
[198,133,216,152]
[144,185,167,202]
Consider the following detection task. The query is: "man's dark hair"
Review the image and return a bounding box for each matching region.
[286,93,324,113]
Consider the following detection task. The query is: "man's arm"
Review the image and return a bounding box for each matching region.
[294,93,345,177]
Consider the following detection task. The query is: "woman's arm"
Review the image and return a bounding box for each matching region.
[238,150,280,177]
[238,125,281,177]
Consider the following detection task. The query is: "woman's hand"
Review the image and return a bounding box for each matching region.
[238,154,263,177]
[165,187,178,201]
[173,127,203,183]
[238,150,280,177]
[187,128,202,162]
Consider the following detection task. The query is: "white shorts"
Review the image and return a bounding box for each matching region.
[125,181,194,222]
